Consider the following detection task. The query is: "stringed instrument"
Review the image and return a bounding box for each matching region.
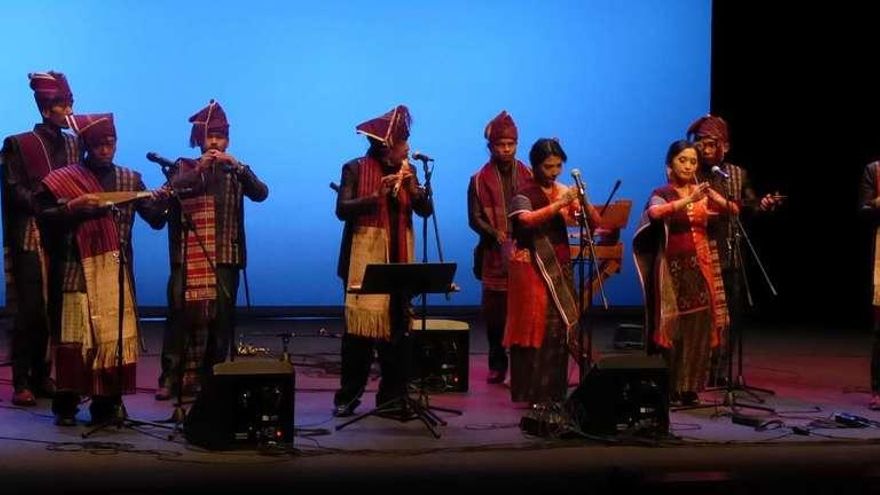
[90,191,153,207]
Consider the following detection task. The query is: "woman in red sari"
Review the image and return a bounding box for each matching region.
[634,139,735,405]
[505,138,600,404]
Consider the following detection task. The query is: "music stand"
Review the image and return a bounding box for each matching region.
[335,262,461,438]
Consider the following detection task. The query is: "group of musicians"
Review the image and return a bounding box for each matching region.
[1,72,268,425]
[2,70,877,428]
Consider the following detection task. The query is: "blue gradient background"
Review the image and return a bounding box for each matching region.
[1,1,711,307]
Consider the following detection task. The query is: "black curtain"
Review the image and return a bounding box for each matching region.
[710,1,880,328]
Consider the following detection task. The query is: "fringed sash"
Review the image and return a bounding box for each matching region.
[344,157,414,340]
[472,160,531,289]
[533,235,579,332]
[707,238,730,343]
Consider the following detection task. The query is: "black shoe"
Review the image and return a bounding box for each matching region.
[333,398,361,417]
[486,369,506,384]
[33,378,57,398]
[680,391,700,406]
[707,375,729,388]
[375,393,409,417]
[54,414,77,427]
[154,386,174,401]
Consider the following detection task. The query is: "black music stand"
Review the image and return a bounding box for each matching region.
[335,262,461,438]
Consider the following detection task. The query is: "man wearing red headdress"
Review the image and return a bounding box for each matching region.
[154,100,268,400]
[36,113,167,425]
[332,105,432,417]
[686,114,782,385]
[467,111,532,384]
[1,71,79,406]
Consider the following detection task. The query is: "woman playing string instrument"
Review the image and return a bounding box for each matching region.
[504,138,600,405]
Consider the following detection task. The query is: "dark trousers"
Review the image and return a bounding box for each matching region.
[482,289,508,373]
[8,252,51,391]
[158,264,239,389]
[52,391,80,417]
[872,308,880,393]
[710,267,744,384]
[334,299,411,408]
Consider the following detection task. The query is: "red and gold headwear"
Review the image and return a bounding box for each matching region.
[188,99,229,148]
[484,110,518,143]
[28,71,73,111]
[68,113,115,149]
[355,105,411,147]
[687,114,730,164]
[687,114,729,145]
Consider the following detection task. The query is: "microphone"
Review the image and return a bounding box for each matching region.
[146,152,178,169]
[412,151,434,162]
[204,153,241,174]
[710,165,730,180]
[570,168,587,197]
[599,179,622,216]
[607,179,621,199]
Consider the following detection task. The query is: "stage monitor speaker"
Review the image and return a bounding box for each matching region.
[565,355,668,436]
[411,319,470,393]
[184,359,295,450]
[612,323,645,350]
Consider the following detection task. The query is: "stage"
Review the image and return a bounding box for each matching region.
[2,313,880,494]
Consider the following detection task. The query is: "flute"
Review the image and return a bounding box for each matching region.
[391,158,409,198]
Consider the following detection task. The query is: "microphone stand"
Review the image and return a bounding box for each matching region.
[572,178,609,381]
[237,268,254,359]
[723,174,778,402]
[417,157,445,264]
[233,165,254,357]
[413,155,461,420]
[715,169,778,413]
[673,169,777,415]
[84,203,171,438]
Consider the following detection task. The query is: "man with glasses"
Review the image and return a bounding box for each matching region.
[686,114,782,387]
[1,71,78,406]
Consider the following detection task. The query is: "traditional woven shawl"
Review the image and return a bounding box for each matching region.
[344,156,414,340]
[42,164,138,394]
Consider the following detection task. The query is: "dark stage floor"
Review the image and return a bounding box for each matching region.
[2,312,880,494]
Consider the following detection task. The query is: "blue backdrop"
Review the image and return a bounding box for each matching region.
[1,0,711,307]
